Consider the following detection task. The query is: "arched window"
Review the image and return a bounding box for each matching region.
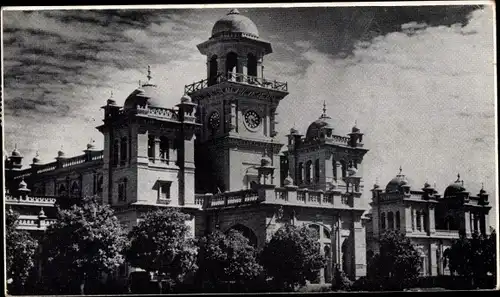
[120,137,127,165]
[396,211,401,230]
[381,212,386,230]
[314,159,320,183]
[332,159,337,180]
[305,160,312,184]
[226,52,238,76]
[159,136,169,162]
[341,160,347,178]
[388,212,394,229]
[118,178,127,202]
[58,184,67,197]
[112,141,119,166]
[298,163,303,184]
[209,55,218,86]
[71,181,80,197]
[247,53,257,77]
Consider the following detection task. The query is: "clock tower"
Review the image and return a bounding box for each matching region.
[185,9,289,193]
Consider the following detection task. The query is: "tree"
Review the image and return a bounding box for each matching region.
[445,230,497,288]
[42,196,126,295]
[367,230,421,290]
[260,223,326,291]
[126,208,198,293]
[6,209,38,294]
[196,229,263,292]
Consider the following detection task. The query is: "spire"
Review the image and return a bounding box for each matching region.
[399,165,403,175]
[322,101,327,115]
[228,8,240,15]
[456,173,461,183]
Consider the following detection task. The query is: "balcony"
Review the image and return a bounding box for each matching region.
[184,72,288,95]
[196,185,364,210]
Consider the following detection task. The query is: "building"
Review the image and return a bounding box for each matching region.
[366,168,492,276]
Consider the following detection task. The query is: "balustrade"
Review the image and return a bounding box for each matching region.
[185,72,288,94]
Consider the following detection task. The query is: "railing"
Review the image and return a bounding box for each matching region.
[205,189,259,208]
[17,217,56,230]
[275,188,288,201]
[147,107,179,121]
[184,72,288,94]
[6,194,57,205]
[435,229,460,235]
[331,135,350,145]
[62,155,87,167]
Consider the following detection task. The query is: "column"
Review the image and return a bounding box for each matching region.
[430,244,438,276]
[428,205,436,234]
[405,206,413,233]
[154,137,161,161]
[353,214,367,278]
[420,211,425,232]
[335,161,342,183]
[168,139,177,166]
[412,208,417,231]
[464,211,472,237]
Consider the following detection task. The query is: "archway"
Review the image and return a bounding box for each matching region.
[225,52,238,76]
[209,55,218,86]
[308,224,332,283]
[226,224,258,247]
[247,53,257,77]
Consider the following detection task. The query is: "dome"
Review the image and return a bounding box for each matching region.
[11,147,22,157]
[57,148,65,158]
[18,178,30,192]
[124,84,167,110]
[444,174,467,197]
[38,208,46,218]
[211,9,259,38]
[385,168,412,193]
[32,151,41,164]
[289,127,299,135]
[352,124,360,133]
[347,166,358,177]
[305,115,335,139]
[86,139,96,150]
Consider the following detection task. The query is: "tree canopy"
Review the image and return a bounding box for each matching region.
[445,230,496,288]
[42,196,126,294]
[260,223,326,291]
[196,229,263,291]
[367,230,421,290]
[6,209,38,294]
[126,207,198,293]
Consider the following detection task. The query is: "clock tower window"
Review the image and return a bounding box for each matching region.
[247,53,257,77]
[226,52,238,75]
[209,55,218,86]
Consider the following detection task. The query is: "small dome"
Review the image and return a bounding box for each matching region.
[479,184,487,195]
[260,156,272,167]
[18,178,30,192]
[180,94,192,103]
[305,115,335,139]
[283,174,294,186]
[107,98,117,106]
[373,182,380,189]
[38,208,46,218]
[352,124,360,133]
[11,147,22,157]
[86,140,96,150]
[57,149,65,158]
[211,9,259,38]
[289,127,299,135]
[32,152,41,164]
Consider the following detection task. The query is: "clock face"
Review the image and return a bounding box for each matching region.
[244,110,261,130]
[208,111,221,130]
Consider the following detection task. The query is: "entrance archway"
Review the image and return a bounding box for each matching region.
[226,224,258,247]
[308,224,332,283]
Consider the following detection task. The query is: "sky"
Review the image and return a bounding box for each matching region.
[2,3,497,227]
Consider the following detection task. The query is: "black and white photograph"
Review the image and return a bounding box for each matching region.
[2,2,498,295]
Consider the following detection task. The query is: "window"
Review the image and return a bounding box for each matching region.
[416,211,422,231]
[226,52,238,75]
[209,55,218,86]
[118,179,127,202]
[71,181,80,197]
[298,163,303,184]
[388,212,394,229]
[148,135,155,160]
[341,160,347,178]
[396,211,401,230]
[112,141,119,166]
[305,160,312,184]
[381,212,386,230]
[332,159,337,180]
[120,137,127,165]
[58,184,67,197]
[247,53,257,77]
[314,159,320,183]
[157,181,172,201]
[159,136,169,162]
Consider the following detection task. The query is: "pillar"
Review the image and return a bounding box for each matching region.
[405,206,413,233]
[420,211,425,232]
[428,205,436,234]
[169,139,177,165]
[335,161,342,183]
[430,244,438,276]
[154,136,161,161]
[353,213,367,278]
[464,211,472,237]
[412,208,417,231]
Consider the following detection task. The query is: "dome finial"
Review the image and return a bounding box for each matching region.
[399,165,403,175]
[322,101,327,115]
[228,8,240,15]
[147,65,152,82]
[456,173,460,182]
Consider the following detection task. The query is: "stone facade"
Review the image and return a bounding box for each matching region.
[5,9,382,285]
[366,170,492,276]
